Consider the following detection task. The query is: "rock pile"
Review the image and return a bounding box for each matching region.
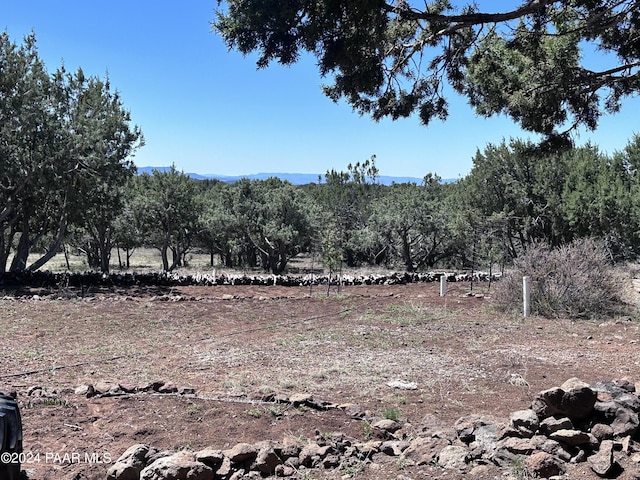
[74,380,195,398]
[491,377,640,477]
[106,378,640,479]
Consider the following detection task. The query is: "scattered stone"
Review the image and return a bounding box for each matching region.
[253,444,281,474]
[223,443,258,463]
[611,406,640,437]
[549,429,591,446]
[157,382,178,394]
[525,451,564,478]
[438,445,469,470]
[74,384,95,398]
[108,377,640,480]
[589,439,615,476]
[372,419,402,434]
[401,436,450,465]
[338,403,367,419]
[510,409,539,437]
[298,443,331,467]
[139,451,213,480]
[591,423,614,441]
[386,380,418,390]
[539,416,573,435]
[107,444,150,480]
[194,448,224,469]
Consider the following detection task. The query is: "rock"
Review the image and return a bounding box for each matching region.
[339,403,367,418]
[619,435,640,454]
[549,429,591,446]
[525,451,564,478]
[107,444,151,480]
[223,443,258,463]
[589,439,615,476]
[372,419,402,434]
[614,393,640,412]
[277,443,301,460]
[194,448,224,469]
[94,381,121,395]
[74,384,96,397]
[322,454,340,468]
[157,382,178,394]
[495,437,535,455]
[437,445,469,470]
[401,436,450,465]
[380,440,408,456]
[531,436,572,462]
[288,392,313,405]
[298,443,331,467]
[467,424,498,460]
[611,406,640,437]
[139,451,214,480]
[539,416,573,435]
[254,444,281,474]
[594,400,619,420]
[532,387,566,418]
[274,464,295,477]
[591,423,614,441]
[469,464,493,476]
[386,380,418,390]
[353,441,381,456]
[532,379,597,421]
[215,456,232,478]
[510,409,539,437]
[561,378,598,420]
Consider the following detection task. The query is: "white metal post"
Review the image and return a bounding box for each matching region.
[440,275,447,297]
[523,276,531,318]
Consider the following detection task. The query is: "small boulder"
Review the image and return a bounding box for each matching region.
[139,452,213,480]
[611,406,640,437]
[107,444,151,480]
[438,445,469,470]
[539,416,573,435]
[223,443,258,463]
[549,429,591,446]
[401,436,450,465]
[510,409,539,437]
[589,439,615,476]
[524,451,564,478]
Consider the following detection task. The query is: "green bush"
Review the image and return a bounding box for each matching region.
[494,238,631,319]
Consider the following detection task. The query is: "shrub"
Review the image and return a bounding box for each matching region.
[494,238,631,319]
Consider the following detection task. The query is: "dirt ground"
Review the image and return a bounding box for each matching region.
[1,281,639,479]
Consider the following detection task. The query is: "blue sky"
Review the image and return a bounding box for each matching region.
[3,1,639,180]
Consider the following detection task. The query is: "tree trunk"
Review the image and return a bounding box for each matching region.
[27,213,68,272]
[10,216,31,272]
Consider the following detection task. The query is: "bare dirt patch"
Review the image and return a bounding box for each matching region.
[1,281,639,479]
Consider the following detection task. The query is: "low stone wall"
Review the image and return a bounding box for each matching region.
[1,270,498,289]
[105,378,640,479]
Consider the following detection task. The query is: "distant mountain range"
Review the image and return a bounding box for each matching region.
[136,167,453,186]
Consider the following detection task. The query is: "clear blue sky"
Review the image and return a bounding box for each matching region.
[3,1,639,180]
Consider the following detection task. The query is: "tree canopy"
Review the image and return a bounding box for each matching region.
[0,32,142,277]
[214,0,640,141]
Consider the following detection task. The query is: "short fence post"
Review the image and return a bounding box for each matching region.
[523,276,531,318]
[440,275,447,297]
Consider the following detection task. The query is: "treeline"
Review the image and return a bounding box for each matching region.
[3,32,640,279]
[112,138,640,275]
[5,136,640,278]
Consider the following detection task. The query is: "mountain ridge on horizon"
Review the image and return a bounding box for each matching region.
[136,166,454,185]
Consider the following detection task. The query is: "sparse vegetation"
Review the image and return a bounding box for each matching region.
[383,407,401,422]
[494,238,632,319]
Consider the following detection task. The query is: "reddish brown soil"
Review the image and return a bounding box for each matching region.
[1,281,638,479]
